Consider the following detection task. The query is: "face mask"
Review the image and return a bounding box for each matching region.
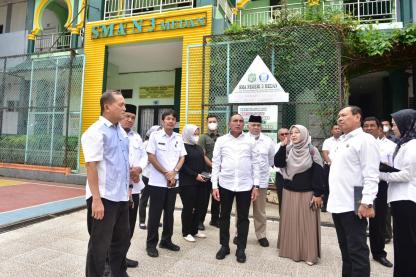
[383,126,390,133]
[192,135,200,144]
[208,123,217,131]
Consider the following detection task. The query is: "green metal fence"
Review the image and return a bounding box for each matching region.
[200,25,344,145]
[0,51,85,170]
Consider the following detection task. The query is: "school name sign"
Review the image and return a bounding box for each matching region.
[91,14,207,39]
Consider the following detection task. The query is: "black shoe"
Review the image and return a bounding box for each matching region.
[233,236,238,245]
[385,238,391,244]
[198,222,205,231]
[258,238,269,247]
[209,220,219,228]
[159,241,180,251]
[126,258,138,268]
[215,246,230,260]
[374,257,393,268]
[139,223,146,230]
[236,248,246,263]
[146,247,159,258]
[104,260,111,276]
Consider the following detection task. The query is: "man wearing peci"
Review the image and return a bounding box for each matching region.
[212,113,260,263]
[82,90,131,277]
[246,115,275,247]
[327,106,380,277]
[120,104,148,268]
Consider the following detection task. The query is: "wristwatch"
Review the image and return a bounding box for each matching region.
[362,203,373,209]
[253,185,259,189]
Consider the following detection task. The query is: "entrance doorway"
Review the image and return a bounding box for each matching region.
[138,105,174,138]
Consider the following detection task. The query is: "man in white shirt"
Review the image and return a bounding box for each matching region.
[327,106,380,277]
[274,127,289,213]
[145,109,187,258]
[212,113,260,263]
[246,115,275,247]
[120,104,148,268]
[363,116,395,268]
[321,124,342,211]
[82,91,131,277]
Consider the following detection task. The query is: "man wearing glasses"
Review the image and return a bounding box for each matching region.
[274,128,289,213]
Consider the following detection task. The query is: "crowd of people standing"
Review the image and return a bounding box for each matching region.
[81,90,416,277]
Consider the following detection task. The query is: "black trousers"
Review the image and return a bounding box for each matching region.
[198,181,211,224]
[180,185,207,236]
[332,211,370,277]
[210,195,220,223]
[139,176,150,224]
[219,186,251,250]
[274,172,284,214]
[385,206,393,240]
[128,193,140,239]
[146,185,177,249]
[391,200,416,277]
[86,198,130,277]
[369,181,388,259]
[322,165,330,209]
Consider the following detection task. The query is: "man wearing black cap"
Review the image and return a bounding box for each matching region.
[247,115,275,247]
[211,113,260,263]
[120,104,148,268]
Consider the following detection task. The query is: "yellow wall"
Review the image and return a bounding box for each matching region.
[81,6,213,165]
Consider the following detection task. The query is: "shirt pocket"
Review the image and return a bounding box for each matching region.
[157,143,167,151]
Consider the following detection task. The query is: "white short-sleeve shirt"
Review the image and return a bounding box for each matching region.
[127,130,148,194]
[146,129,187,188]
[322,136,341,161]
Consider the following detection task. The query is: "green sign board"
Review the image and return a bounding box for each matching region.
[140,86,174,99]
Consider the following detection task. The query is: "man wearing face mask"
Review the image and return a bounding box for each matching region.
[198,115,221,229]
[381,120,398,143]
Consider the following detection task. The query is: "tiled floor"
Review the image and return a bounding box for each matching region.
[0,208,394,277]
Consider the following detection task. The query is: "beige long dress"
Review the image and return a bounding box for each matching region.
[277,188,321,264]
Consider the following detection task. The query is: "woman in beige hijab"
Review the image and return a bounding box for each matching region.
[274,124,325,265]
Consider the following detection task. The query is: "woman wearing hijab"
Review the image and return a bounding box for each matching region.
[379,109,416,277]
[274,124,324,265]
[179,124,208,242]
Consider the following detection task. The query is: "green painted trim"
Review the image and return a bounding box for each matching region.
[102,46,109,92]
[71,34,78,48]
[72,0,79,27]
[174,68,182,121]
[26,0,36,46]
[401,0,413,25]
[27,39,35,54]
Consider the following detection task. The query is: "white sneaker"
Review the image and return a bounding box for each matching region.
[183,234,196,242]
[194,232,207,238]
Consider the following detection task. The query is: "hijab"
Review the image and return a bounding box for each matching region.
[391,109,416,159]
[182,124,199,145]
[281,124,323,181]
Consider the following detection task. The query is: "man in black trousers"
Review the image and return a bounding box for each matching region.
[82,91,132,277]
[211,113,260,263]
[363,117,395,268]
[145,109,186,258]
[327,106,379,277]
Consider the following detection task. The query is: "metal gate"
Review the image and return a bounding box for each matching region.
[185,25,344,145]
[0,50,85,170]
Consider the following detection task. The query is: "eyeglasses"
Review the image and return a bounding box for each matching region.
[279,133,289,136]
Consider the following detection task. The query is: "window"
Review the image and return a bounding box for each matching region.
[120,89,133,99]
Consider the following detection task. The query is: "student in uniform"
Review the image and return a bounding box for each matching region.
[82,90,131,277]
[145,109,187,258]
